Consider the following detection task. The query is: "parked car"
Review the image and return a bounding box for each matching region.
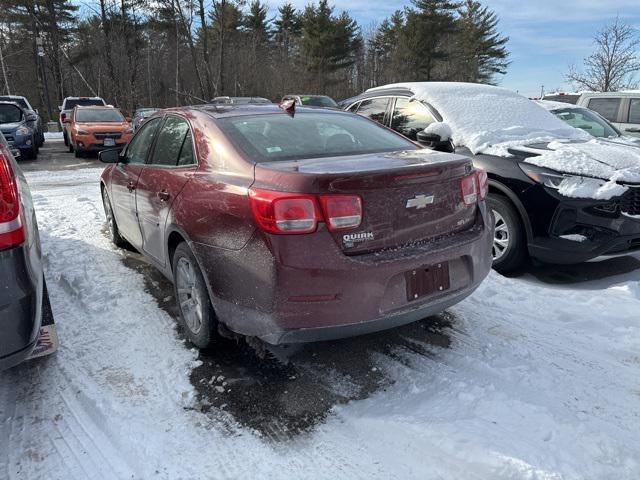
[99,104,492,349]
[0,101,39,159]
[541,92,580,105]
[576,91,640,138]
[281,94,339,108]
[210,96,271,105]
[343,82,640,272]
[0,95,44,147]
[132,108,158,132]
[65,106,133,157]
[536,100,640,146]
[0,133,55,371]
[59,96,107,146]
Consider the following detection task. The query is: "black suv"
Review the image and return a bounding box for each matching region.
[342,83,640,272]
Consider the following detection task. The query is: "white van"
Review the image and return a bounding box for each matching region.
[576,91,640,137]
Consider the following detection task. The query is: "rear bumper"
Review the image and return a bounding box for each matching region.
[197,207,493,344]
[0,246,42,371]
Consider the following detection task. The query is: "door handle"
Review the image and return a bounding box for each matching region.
[157,190,170,202]
[127,181,136,192]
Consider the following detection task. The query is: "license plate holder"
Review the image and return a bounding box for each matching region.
[103,138,116,147]
[406,262,450,301]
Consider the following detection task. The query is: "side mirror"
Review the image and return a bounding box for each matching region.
[417,122,454,153]
[99,148,121,164]
[26,113,38,122]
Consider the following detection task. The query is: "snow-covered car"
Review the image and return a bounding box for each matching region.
[536,100,640,147]
[343,82,640,272]
[98,104,492,349]
[576,91,640,138]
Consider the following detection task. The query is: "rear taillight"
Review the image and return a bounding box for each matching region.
[460,173,478,206]
[476,169,488,200]
[319,195,362,231]
[61,113,66,122]
[248,189,362,234]
[249,188,320,234]
[0,151,25,250]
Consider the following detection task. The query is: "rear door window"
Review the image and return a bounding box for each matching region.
[148,116,191,167]
[628,99,640,124]
[587,98,621,122]
[177,131,196,166]
[391,97,436,140]
[124,117,162,164]
[355,98,390,124]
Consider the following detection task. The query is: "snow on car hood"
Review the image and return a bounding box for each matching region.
[368,82,590,155]
[518,139,640,199]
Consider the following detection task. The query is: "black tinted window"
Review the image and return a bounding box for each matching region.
[219,112,415,162]
[149,116,190,166]
[587,98,621,122]
[355,98,389,124]
[177,131,195,166]
[628,99,640,124]
[64,99,105,109]
[391,98,435,140]
[0,104,22,123]
[125,117,161,164]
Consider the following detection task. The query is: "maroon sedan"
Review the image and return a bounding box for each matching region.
[99,104,492,348]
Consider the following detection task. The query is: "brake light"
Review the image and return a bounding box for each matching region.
[460,173,478,206]
[249,188,320,234]
[0,151,25,250]
[61,113,66,122]
[476,169,488,200]
[319,195,362,231]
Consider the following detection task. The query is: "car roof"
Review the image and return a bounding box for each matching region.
[74,105,117,109]
[64,96,104,100]
[579,91,640,98]
[175,103,350,119]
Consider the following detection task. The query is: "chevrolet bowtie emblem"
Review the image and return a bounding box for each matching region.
[406,194,435,209]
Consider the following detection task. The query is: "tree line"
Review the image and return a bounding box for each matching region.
[0,0,510,121]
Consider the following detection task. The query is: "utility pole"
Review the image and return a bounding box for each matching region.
[0,37,10,95]
[37,35,53,120]
[540,85,544,98]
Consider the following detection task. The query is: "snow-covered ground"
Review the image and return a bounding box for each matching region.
[44,132,64,140]
[1,167,639,479]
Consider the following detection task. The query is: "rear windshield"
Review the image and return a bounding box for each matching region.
[0,104,22,123]
[300,96,338,108]
[75,109,124,123]
[0,97,29,109]
[218,112,416,162]
[65,99,105,109]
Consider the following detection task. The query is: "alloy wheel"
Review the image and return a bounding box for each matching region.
[492,210,510,260]
[175,257,204,335]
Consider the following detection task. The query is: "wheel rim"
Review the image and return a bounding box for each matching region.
[175,257,204,335]
[103,191,116,238]
[492,210,510,260]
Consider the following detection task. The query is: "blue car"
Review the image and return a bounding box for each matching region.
[0,95,44,148]
[0,101,39,159]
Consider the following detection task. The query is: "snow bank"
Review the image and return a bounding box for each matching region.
[369,82,590,154]
[525,139,640,187]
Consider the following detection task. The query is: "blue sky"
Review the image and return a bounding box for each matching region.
[278,0,640,97]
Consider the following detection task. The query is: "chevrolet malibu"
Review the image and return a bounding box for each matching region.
[99,104,492,349]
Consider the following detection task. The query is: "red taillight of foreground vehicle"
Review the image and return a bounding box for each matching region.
[0,151,25,250]
[249,189,362,234]
[249,188,320,234]
[319,195,362,231]
[460,173,478,206]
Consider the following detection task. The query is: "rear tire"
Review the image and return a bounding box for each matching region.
[74,149,83,158]
[172,242,217,349]
[63,131,68,146]
[68,141,74,153]
[487,194,528,274]
[101,188,127,248]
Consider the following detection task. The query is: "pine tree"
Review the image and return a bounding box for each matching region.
[455,0,509,83]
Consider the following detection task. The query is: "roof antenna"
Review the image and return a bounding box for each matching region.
[279,98,296,117]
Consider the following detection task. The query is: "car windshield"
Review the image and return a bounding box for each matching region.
[75,109,124,123]
[552,107,620,138]
[219,112,416,162]
[0,104,22,123]
[0,97,29,110]
[300,96,338,108]
[65,99,105,109]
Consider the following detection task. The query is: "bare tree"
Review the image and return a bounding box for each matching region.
[567,18,640,92]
